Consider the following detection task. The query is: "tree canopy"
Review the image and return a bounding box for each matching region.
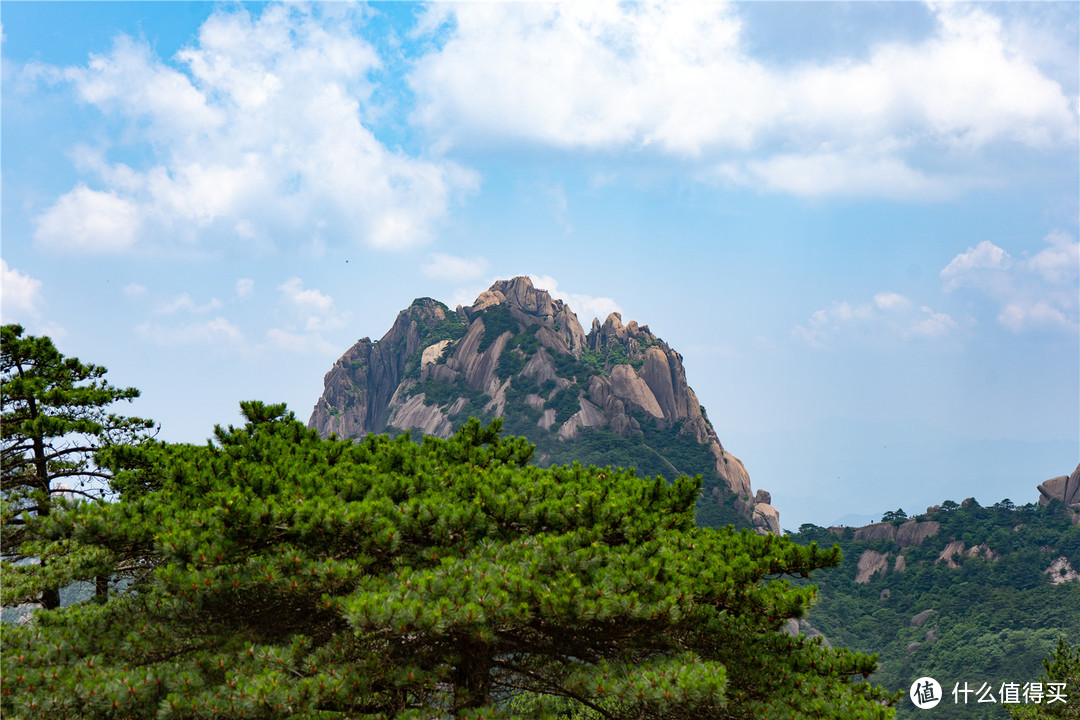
[2,403,896,719]
[1,324,153,608]
[1008,637,1080,719]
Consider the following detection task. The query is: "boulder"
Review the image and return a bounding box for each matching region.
[910,609,935,627]
[752,503,781,535]
[1038,463,1080,508]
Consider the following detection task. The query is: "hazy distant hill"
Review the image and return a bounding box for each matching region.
[308,276,777,531]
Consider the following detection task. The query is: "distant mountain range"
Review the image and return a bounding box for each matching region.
[308,276,779,532]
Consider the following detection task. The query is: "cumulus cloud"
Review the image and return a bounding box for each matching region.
[34,185,140,253]
[410,2,1075,199]
[1,260,44,321]
[420,253,488,281]
[793,291,956,347]
[235,278,255,298]
[941,232,1079,333]
[32,4,477,254]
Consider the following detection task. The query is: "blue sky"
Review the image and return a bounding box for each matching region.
[2,1,1077,529]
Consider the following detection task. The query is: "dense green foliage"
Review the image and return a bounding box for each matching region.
[2,407,897,719]
[401,303,469,379]
[789,501,1080,719]
[475,305,521,353]
[408,316,747,531]
[1008,638,1080,719]
[1,324,153,609]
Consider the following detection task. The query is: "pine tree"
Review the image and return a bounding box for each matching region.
[2,405,898,719]
[1009,638,1080,719]
[1,324,154,609]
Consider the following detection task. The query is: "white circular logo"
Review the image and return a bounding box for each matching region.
[910,677,942,709]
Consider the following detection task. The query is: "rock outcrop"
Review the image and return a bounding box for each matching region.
[309,276,772,530]
[1044,557,1080,584]
[855,550,889,583]
[853,523,895,542]
[1038,464,1080,523]
[896,520,940,547]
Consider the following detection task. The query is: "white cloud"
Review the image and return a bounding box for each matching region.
[135,317,244,346]
[997,302,1069,333]
[122,282,147,299]
[940,232,1078,333]
[1027,230,1080,285]
[526,274,622,324]
[276,277,349,333]
[265,327,336,356]
[740,152,965,201]
[420,253,488,281]
[910,307,958,339]
[1,260,43,320]
[34,4,477,254]
[941,240,1013,289]
[34,185,140,253]
[157,293,222,315]
[235,278,255,298]
[410,2,1076,198]
[444,274,623,326]
[874,291,912,312]
[794,291,955,347]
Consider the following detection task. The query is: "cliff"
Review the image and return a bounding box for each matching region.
[309,276,775,532]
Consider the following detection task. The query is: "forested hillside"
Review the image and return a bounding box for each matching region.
[790,499,1080,719]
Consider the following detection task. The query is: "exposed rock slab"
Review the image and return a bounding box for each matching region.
[896,520,940,547]
[1045,556,1080,584]
[855,550,889,583]
[937,541,966,568]
[752,503,781,535]
[854,523,896,542]
[1038,463,1080,509]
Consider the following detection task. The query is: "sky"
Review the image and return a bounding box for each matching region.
[2,1,1077,530]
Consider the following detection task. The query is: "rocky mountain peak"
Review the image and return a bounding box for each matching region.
[309,277,775,532]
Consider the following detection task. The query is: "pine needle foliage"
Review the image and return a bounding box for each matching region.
[2,404,897,719]
[1,324,154,609]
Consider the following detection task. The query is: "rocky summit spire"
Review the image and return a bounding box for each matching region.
[309,276,779,533]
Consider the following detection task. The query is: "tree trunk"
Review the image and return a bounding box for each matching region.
[453,636,493,711]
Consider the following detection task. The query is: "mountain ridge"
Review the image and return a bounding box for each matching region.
[309,276,778,532]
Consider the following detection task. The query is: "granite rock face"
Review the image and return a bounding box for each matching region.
[309,276,771,529]
[1038,464,1080,507]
